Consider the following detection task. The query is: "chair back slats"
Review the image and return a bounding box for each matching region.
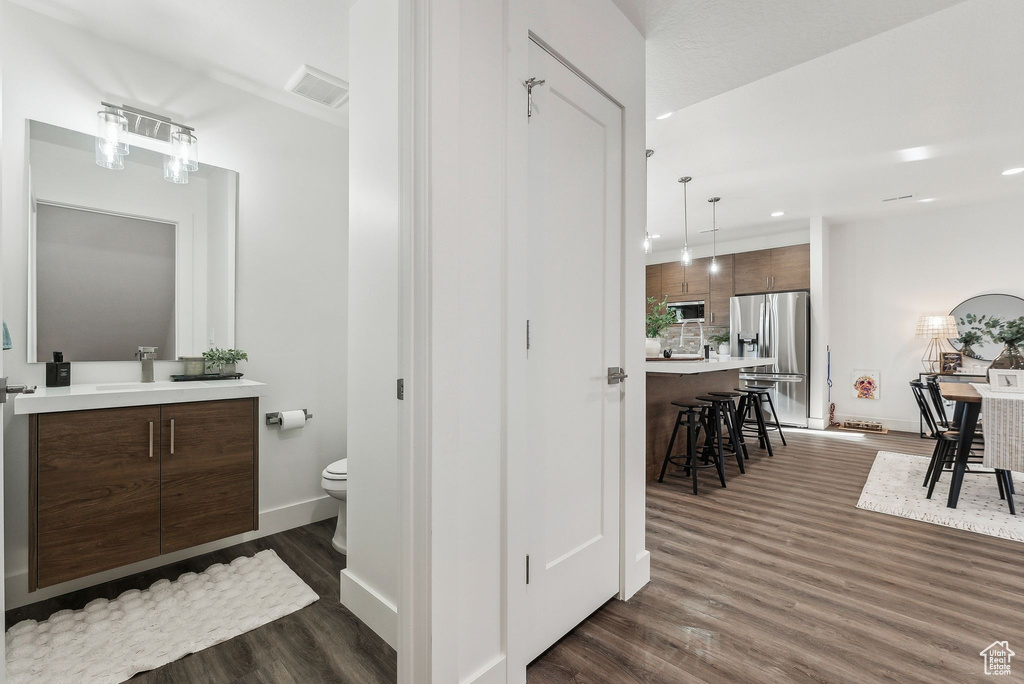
[924,378,950,429]
[910,380,942,438]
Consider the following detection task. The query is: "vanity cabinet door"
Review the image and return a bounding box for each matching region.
[160,399,257,553]
[35,406,161,589]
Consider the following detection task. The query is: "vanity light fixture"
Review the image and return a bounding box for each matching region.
[95,109,129,170]
[678,176,692,266]
[97,102,198,183]
[708,197,721,275]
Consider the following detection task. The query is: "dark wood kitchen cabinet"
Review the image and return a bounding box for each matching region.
[733,244,810,294]
[29,398,258,590]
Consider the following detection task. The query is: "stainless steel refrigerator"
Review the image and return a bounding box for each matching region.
[730,291,810,427]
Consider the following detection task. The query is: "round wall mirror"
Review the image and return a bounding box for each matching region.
[948,293,1024,361]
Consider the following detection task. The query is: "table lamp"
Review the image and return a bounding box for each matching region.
[916,315,959,372]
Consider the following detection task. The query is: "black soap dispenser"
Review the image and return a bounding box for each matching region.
[46,351,71,387]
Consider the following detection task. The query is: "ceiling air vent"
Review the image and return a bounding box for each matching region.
[287,65,349,108]
[882,194,914,202]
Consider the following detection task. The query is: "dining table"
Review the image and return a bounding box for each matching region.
[938,382,983,508]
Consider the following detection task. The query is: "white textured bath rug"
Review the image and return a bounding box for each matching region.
[857,451,1024,542]
[5,549,318,684]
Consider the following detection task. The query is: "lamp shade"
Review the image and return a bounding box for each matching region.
[916,315,959,339]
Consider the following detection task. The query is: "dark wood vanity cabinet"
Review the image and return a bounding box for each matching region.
[29,398,258,590]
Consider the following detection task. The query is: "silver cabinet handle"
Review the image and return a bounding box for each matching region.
[771,276,775,290]
[765,276,769,290]
[149,421,154,458]
[170,418,175,455]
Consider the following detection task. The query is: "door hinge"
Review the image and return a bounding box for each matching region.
[397,378,405,400]
[526,554,530,584]
[526,320,531,351]
[524,78,546,119]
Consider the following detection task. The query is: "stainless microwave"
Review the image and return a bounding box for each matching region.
[666,300,705,323]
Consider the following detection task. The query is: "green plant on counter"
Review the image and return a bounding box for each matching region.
[646,297,677,339]
[202,348,250,367]
[708,331,731,347]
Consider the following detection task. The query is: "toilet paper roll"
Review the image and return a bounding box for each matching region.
[279,410,307,431]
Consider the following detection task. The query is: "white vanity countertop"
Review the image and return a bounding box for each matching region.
[645,357,777,375]
[14,379,266,415]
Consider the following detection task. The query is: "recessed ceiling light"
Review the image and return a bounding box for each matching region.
[918,198,936,203]
[1003,167,1024,176]
[649,234,661,239]
[655,112,673,120]
[770,211,785,217]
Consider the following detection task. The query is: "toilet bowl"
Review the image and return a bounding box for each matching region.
[321,458,348,554]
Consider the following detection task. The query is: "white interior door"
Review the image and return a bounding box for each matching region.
[524,40,623,661]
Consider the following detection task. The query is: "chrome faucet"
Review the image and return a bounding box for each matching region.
[680,319,705,355]
[136,346,158,383]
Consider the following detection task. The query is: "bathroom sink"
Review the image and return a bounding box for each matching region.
[95,381,195,391]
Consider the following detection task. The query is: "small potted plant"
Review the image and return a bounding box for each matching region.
[956,313,990,360]
[646,297,677,357]
[203,348,249,376]
[708,331,731,357]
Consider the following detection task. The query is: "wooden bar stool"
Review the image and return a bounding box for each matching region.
[659,401,723,494]
[696,395,746,474]
[734,386,775,458]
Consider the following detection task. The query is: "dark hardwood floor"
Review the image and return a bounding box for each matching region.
[528,428,1024,683]
[5,519,397,683]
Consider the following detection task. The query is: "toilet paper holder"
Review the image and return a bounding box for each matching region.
[266,409,313,426]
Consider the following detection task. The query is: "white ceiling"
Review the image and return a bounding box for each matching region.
[644,0,965,117]
[646,0,1024,253]
[9,0,352,127]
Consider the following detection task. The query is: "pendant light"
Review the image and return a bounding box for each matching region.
[644,149,655,254]
[678,176,692,265]
[708,196,721,274]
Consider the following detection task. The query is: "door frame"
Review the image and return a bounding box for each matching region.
[395,3,648,683]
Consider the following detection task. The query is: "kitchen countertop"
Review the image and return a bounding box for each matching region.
[645,357,777,375]
[14,379,266,415]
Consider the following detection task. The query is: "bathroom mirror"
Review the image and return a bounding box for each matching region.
[27,120,237,362]
[948,293,1024,361]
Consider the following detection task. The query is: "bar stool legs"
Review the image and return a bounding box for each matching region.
[763,391,788,445]
[659,402,720,494]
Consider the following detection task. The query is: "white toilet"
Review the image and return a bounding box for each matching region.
[321,458,348,553]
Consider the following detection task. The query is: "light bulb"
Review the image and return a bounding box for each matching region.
[680,247,692,266]
[710,257,720,274]
[643,233,652,254]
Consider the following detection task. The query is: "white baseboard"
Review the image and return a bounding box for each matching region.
[340,567,398,649]
[463,655,506,684]
[622,549,650,600]
[5,495,338,611]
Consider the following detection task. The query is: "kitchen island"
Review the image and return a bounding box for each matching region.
[646,356,776,481]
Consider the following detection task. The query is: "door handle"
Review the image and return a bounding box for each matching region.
[149,421,154,458]
[607,367,628,384]
[170,418,175,455]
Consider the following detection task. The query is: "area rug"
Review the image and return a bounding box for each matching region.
[857,451,1024,542]
[5,549,318,684]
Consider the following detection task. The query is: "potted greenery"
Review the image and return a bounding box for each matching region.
[956,313,991,360]
[646,297,677,357]
[984,316,1024,370]
[203,348,249,376]
[708,331,731,357]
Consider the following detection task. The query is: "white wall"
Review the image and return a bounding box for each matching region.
[341,0,400,649]
[829,195,1024,431]
[1,3,348,605]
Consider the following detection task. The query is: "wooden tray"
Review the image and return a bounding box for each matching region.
[170,373,245,382]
